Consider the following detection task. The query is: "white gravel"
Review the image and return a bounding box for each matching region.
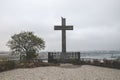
[0,65,120,80]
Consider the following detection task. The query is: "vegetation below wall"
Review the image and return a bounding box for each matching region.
[0,59,120,72]
[0,60,59,72]
[0,61,16,72]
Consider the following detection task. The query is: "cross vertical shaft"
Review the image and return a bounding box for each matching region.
[62,18,66,53]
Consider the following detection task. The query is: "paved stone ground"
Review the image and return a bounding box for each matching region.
[0,65,120,80]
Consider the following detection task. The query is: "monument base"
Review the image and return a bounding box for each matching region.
[48,52,80,63]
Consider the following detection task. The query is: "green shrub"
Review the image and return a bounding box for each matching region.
[0,61,16,72]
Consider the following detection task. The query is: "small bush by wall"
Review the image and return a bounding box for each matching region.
[0,61,16,72]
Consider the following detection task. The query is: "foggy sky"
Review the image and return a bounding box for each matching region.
[0,0,120,51]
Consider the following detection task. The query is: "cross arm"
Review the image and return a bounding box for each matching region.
[54,26,73,30]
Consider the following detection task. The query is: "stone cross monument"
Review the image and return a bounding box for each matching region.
[48,17,80,63]
[54,17,73,53]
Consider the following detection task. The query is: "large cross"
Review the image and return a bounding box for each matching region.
[54,17,73,53]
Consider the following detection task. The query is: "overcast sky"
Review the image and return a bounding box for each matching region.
[0,0,120,52]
